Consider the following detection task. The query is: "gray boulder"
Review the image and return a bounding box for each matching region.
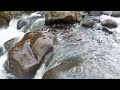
[101,19,118,28]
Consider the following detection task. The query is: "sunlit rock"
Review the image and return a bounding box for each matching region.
[45,11,83,25]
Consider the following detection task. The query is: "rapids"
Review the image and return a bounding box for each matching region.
[1,11,120,79]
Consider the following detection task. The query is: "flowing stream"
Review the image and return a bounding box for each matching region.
[1,11,120,79]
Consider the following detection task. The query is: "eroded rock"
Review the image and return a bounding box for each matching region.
[8,32,55,79]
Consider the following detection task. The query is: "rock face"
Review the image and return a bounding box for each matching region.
[42,58,83,79]
[111,11,120,17]
[8,32,55,79]
[45,11,82,25]
[4,37,19,51]
[101,19,118,28]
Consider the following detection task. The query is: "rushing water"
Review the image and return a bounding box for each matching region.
[1,11,120,79]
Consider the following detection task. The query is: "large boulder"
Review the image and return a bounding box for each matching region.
[45,11,82,25]
[111,11,120,17]
[8,32,55,79]
[101,19,118,28]
[42,58,83,79]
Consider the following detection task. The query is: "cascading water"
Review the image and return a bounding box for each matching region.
[1,11,120,79]
[0,18,25,79]
[0,12,44,79]
[34,12,120,79]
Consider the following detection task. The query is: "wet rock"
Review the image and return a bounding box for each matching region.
[82,20,96,28]
[88,11,103,16]
[8,40,39,79]
[45,11,82,25]
[111,11,120,17]
[4,37,19,51]
[0,46,4,56]
[101,19,118,28]
[17,20,28,30]
[4,60,12,74]
[102,11,112,15]
[43,58,83,79]
[17,15,42,32]
[102,27,113,34]
[8,32,55,79]
[30,18,45,32]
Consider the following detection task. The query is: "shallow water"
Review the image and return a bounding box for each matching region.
[35,13,120,79]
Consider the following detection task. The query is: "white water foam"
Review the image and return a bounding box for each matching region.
[0,18,25,79]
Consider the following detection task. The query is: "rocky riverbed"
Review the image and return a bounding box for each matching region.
[1,11,120,79]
